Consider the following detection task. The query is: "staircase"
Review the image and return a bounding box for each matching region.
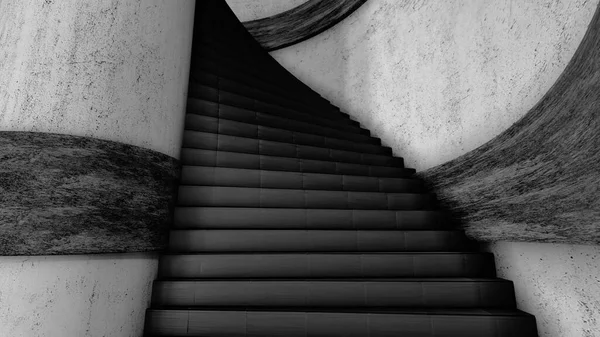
[143,0,539,336]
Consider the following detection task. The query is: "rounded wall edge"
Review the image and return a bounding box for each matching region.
[0,0,196,159]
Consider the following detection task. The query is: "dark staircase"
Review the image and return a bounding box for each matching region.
[143,0,539,336]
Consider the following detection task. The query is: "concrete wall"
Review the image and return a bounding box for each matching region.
[0,254,158,336]
[0,0,195,158]
[270,0,598,171]
[481,242,600,337]
[225,0,308,21]
[265,1,600,336]
[0,0,195,335]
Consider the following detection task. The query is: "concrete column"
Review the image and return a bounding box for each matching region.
[0,0,195,158]
[0,0,195,335]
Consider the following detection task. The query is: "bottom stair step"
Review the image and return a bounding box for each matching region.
[144,307,538,337]
[150,278,516,308]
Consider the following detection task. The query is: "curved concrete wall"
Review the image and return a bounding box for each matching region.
[0,253,158,336]
[481,242,600,337]
[0,0,194,158]
[225,0,308,21]
[0,0,195,334]
[0,132,178,255]
[243,0,369,51]
[271,0,598,171]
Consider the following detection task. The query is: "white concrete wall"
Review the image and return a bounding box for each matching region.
[0,1,195,336]
[270,0,598,171]
[482,242,600,337]
[267,1,600,336]
[225,0,308,21]
[0,254,158,337]
[0,0,195,159]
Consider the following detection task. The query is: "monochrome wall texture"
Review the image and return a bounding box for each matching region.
[418,4,600,245]
[0,132,179,255]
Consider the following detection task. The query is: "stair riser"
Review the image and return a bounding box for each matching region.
[167,230,465,253]
[173,208,447,230]
[186,99,378,144]
[180,167,424,193]
[182,131,403,167]
[185,114,391,154]
[177,186,435,210]
[151,281,516,308]
[180,149,414,177]
[158,254,496,278]
[145,310,537,337]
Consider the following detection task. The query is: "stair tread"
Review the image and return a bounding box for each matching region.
[181,166,415,180]
[186,94,367,135]
[189,70,350,119]
[161,252,488,255]
[176,185,436,210]
[184,114,392,154]
[180,166,423,192]
[186,98,379,143]
[192,53,332,108]
[154,277,508,282]
[180,149,415,178]
[146,306,533,317]
[182,130,402,167]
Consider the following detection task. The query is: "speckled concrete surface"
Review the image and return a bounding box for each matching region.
[243,0,369,51]
[0,0,195,158]
[0,131,179,255]
[480,242,600,337]
[226,0,308,21]
[271,0,599,171]
[0,253,158,337]
[417,3,600,245]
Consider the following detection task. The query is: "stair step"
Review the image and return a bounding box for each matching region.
[192,51,333,110]
[180,166,423,192]
[190,70,349,122]
[157,253,496,278]
[184,114,392,155]
[173,208,447,230]
[167,230,466,253]
[192,50,320,98]
[150,278,516,308]
[182,130,403,167]
[190,89,366,135]
[186,98,379,144]
[180,149,414,177]
[177,186,435,210]
[144,308,538,337]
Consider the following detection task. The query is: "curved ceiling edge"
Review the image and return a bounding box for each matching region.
[242,0,368,51]
[417,3,600,245]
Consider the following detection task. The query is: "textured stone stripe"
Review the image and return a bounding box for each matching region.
[0,131,179,255]
[418,3,600,245]
[242,0,368,51]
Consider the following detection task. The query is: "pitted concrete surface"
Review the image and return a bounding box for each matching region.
[0,0,195,158]
[271,0,598,171]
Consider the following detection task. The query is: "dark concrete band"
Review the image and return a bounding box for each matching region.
[0,131,179,255]
[418,3,600,245]
[243,0,368,51]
